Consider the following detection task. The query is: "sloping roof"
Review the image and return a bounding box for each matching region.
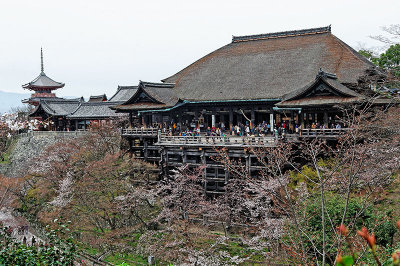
[108,86,138,102]
[113,81,178,111]
[139,81,177,106]
[67,102,127,119]
[163,26,375,101]
[89,94,107,102]
[22,96,62,104]
[277,71,364,107]
[30,99,82,117]
[22,72,65,90]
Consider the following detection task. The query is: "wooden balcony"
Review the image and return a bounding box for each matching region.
[121,127,351,146]
[157,135,277,147]
[300,128,350,138]
[121,128,159,137]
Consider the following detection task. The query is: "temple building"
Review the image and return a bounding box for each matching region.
[28,84,136,131]
[114,26,385,131]
[112,26,397,193]
[22,48,65,106]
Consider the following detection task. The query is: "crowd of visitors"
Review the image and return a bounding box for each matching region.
[154,120,344,138]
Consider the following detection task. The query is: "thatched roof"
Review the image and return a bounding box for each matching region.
[163,26,375,101]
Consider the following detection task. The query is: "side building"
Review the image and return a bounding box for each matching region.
[29,86,137,131]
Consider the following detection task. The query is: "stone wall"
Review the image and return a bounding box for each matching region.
[0,132,87,178]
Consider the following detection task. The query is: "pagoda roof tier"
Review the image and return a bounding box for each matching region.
[22,48,65,91]
[22,72,65,90]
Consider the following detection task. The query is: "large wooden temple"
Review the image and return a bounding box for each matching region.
[24,26,396,192]
[113,26,384,131]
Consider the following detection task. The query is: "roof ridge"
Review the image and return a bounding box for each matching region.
[90,94,106,97]
[82,101,116,105]
[232,25,331,43]
[140,81,175,88]
[118,85,137,89]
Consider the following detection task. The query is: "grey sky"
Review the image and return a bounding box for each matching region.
[0,0,398,98]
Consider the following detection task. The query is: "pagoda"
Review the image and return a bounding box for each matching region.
[22,48,65,106]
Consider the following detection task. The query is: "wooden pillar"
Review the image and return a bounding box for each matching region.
[193,110,199,129]
[178,113,182,127]
[323,111,329,127]
[129,112,133,127]
[182,148,187,164]
[304,112,308,127]
[277,113,281,127]
[201,149,206,192]
[251,109,255,128]
[270,113,274,132]
[220,113,225,129]
[163,148,169,176]
[237,111,242,124]
[246,155,251,177]
[229,108,233,130]
[143,139,148,161]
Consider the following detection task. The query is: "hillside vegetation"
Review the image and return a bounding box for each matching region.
[1,107,399,265]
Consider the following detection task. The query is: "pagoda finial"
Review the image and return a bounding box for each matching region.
[40,47,44,74]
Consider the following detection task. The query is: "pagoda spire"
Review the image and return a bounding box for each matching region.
[41,47,44,74]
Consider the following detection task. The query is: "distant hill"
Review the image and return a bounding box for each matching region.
[0,91,82,114]
[0,90,30,114]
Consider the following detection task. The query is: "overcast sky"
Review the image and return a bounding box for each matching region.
[0,0,399,98]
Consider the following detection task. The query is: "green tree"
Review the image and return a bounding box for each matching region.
[358,49,379,65]
[377,44,400,76]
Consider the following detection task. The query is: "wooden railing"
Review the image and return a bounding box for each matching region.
[300,128,350,138]
[122,128,159,136]
[121,127,351,143]
[18,131,88,138]
[158,135,277,147]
